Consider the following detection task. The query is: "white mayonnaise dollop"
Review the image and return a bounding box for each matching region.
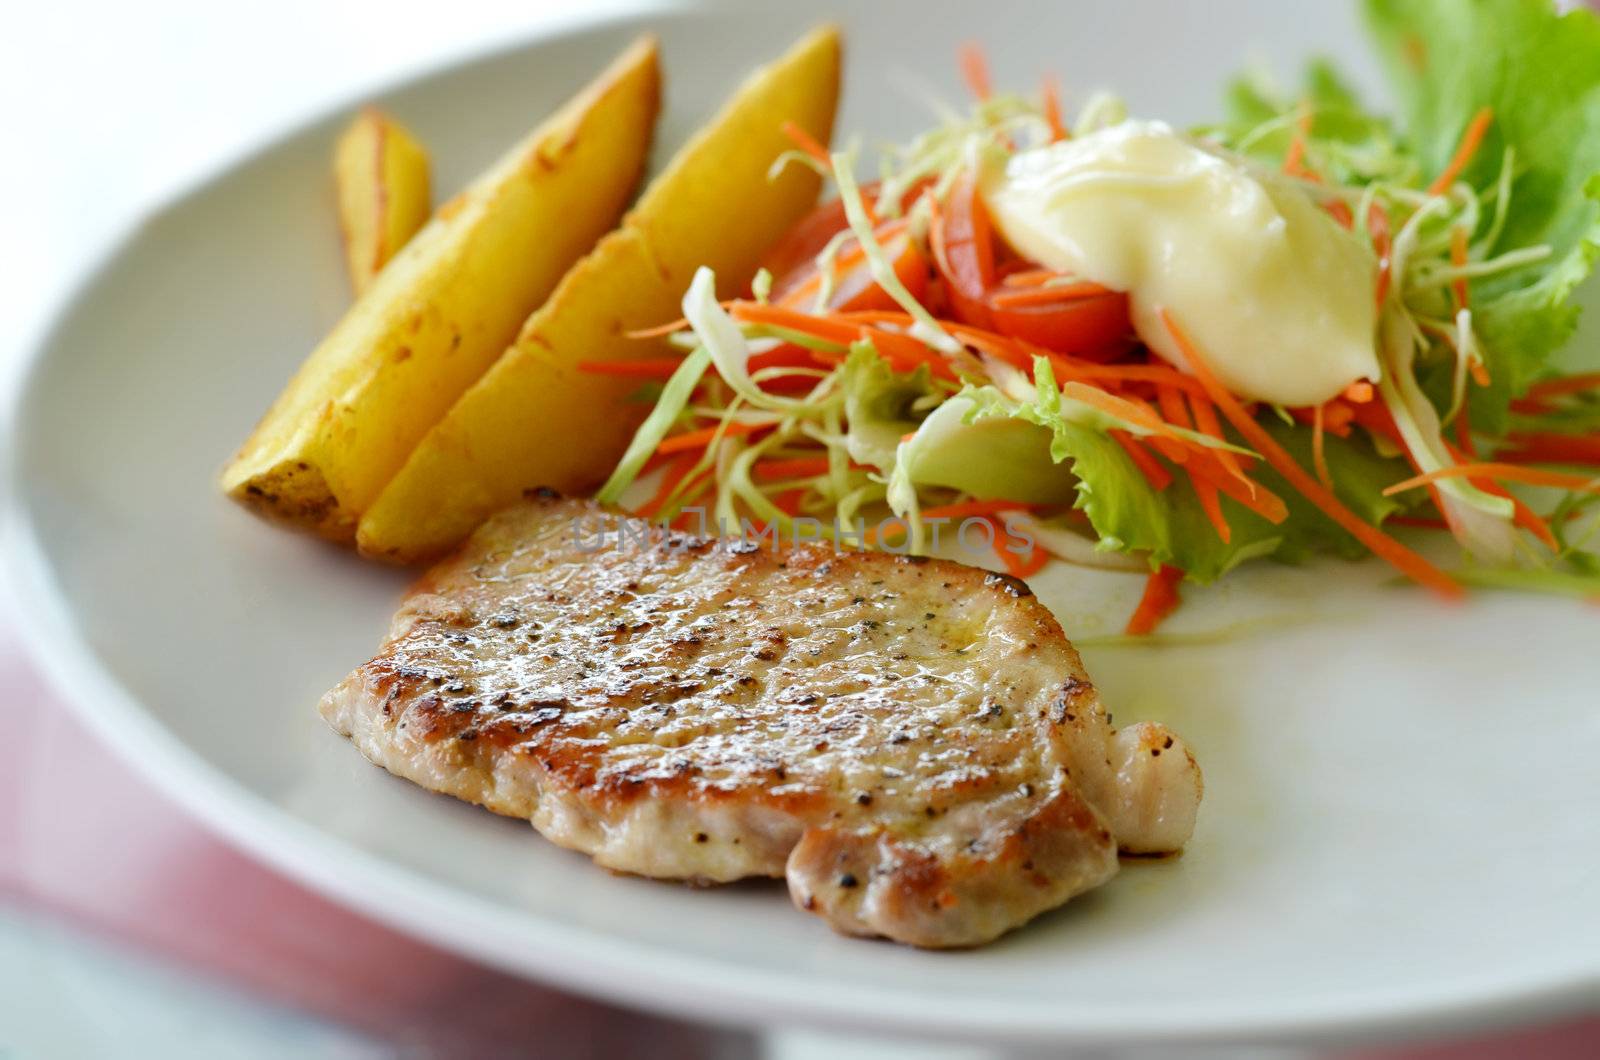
[982,120,1379,407]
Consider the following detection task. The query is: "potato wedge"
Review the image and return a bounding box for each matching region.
[335,108,432,294]
[357,26,842,564]
[221,36,661,540]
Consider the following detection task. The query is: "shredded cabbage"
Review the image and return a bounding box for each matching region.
[596,345,712,504]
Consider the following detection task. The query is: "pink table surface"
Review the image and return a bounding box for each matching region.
[1,621,1594,1057]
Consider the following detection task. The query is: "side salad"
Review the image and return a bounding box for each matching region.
[588,0,1600,634]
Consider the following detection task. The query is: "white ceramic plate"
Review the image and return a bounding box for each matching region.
[6,0,1598,1047]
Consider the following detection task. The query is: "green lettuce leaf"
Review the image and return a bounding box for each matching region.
[889,387,1078,506]
[841,343,935,471]
[1019,409,1419,581]
[1218,58,1412,186]
[942,365,1422,580]
[1365,0,1600,429]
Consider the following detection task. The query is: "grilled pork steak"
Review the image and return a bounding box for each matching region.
[320,496,1202,947]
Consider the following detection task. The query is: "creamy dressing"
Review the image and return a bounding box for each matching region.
[982,120,1380,407]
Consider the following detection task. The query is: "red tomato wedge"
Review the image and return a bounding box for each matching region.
[928,169,997,328]
[773,226,930,313]
[987,289,1133,361]
[761,195,856,284]
[760,180,931,288]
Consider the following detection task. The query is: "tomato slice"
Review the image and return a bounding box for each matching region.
[831,232,930,312]
[759,179,932,289]
[929,169,997,328]
[772,226,929,312]
[988,290,1133,361]
[761,197,854,284]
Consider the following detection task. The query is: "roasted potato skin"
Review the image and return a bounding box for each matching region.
[335,108,432,294]
[222,37,662,541]
[357,26,842,564]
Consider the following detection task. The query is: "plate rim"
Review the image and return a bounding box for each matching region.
[4,7,1597,1047]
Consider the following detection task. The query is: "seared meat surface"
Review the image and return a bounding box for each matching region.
[321,495,1202,947]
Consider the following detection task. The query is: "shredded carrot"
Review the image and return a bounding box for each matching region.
[1496,432,1600,467]
[1453,398,1479,459]
[987,281,1113,308]
[934,319,1034,371]
[730,303,956,378]
[1015,541,1053,578]
[1163,385,1229,538]
[1456,471,1562,551]
[835,309,1208,393]
[994,518,1051,578]
[1438,440,1557,547]
[1513,501,1560,550]
[1184,456,1289,523]
[861,327,960,380]
[1190,473,1231,543]
[1450,224,1471,310]
[771,487,807,517]
[577,357,686,380]
[655,420,768,456]
[1282,103,1312,176]
[1156,384,1193,430]
[1279,107,1355,226]
[1012,546,1053,579]
[1048,355,1205,394]
[1125,565,1184,636]
[1186,389,1254,490]
[1292,401,1353,437]
[730,302,856,345]
[835,308,1035,375]
[1124,394,1189,465]
[1312,403,1333,490]
[1368,201,1393,307]
[1111,430,1174,491]
[1162,309,1464,599]
[753,456,833,482]
[626,299,763,339]
[1524,372,1600,401]
[636,453,704,520]
[1283,136,1307,178]
[1490,489,1560,551]
[958,42,992,101]
[626,317,689,339]
[781,119,832,168]
[1383,462,1600,497]
[1427,107,1494,196]
[636,447,678,479]
[1041,74,1068,141]
[1062,382,1164,432]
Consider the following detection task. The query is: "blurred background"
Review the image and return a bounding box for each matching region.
[1,1,1595,1056]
